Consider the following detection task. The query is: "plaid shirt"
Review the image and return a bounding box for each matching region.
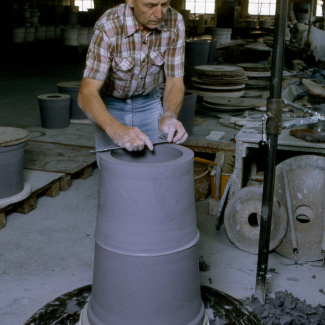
[83,4,185,98]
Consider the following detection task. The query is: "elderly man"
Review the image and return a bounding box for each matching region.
[78,0,188,152]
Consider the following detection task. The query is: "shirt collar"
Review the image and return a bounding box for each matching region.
[123,4,169,38]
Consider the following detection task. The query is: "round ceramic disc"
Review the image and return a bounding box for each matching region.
[245,80,270,88]
[274,155,325,262]
[245,71,271,78]
[242,90,263,97]
[193,82,245,91]
[245,70,294,78]
[196,108,244,117]
[224,186,288,254]
[0,127,29,146]
[57,81,81,89]
[194,65,244,74]
[196,77,248,85]
[237,63,270,71]
[203,96,254,107]
[202,102,252,111]
[193,89,245,98]
[192,78,246,90]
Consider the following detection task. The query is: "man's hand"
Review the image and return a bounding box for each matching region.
[111,124,154,151]
[159,112,188,144]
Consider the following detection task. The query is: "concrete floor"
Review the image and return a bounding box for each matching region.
[0,46,324,325]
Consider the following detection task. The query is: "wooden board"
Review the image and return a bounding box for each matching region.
[24,141,97,176]
[0,169,68,230]
[26,124,95,148]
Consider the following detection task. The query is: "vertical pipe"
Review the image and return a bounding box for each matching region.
[255,0,288,304]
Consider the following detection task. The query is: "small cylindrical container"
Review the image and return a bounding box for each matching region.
[38,93,70,129]
[0,127,29,199]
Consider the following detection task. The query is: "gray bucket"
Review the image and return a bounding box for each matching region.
[0,142,26,199]
[57,81,86,119]
[38,93,70,129]
[185,40,211,66]
[87,144,205,325]
[178,90,198,135]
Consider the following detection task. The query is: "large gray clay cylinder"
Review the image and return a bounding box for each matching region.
[57,81,86,119]
[0,127,28,199]
[38,94,70,129]
[87,144,205,325]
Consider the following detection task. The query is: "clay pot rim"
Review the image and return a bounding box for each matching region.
[57,81,81,89]
[38,93,70,100]
[100,144,193,167]
[0,127,29,146]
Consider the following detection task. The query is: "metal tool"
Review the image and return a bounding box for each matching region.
[283,100,325,121]
[282,116,321,129]
[312,174,325,268]
[91,136,169,153]
[282,169,299,264]
[215,173,234,230]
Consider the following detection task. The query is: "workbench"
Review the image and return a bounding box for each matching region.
[184,115,237,155]
[232,124,325,197]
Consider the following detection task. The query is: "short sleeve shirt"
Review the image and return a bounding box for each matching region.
[83,4,185,99]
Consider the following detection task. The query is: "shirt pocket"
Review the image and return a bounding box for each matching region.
[147,51,165,76]
[111,56,135,80]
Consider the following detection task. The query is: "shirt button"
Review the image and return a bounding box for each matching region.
[142,59,146,63]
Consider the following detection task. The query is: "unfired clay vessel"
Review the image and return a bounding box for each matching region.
[86,144,205,325]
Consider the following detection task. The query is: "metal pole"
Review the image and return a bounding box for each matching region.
[255,0,288,304]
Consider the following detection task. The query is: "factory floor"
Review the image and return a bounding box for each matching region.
[0,46,324,325]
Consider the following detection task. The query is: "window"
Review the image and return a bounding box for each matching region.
[186,0,215,14]
[248,0,276,15]
[75,0,94,11]
[316,0,323,16]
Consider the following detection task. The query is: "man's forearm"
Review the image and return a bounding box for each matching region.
[78,78,122,139]
[162,77,185,118]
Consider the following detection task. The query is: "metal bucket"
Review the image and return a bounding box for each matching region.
[86,144,205,325]
[211,28,232,44]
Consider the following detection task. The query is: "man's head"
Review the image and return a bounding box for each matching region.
[126,0,171,33]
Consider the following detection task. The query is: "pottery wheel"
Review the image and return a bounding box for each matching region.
[274,155,325,262]
[224,187,288,254]
[0,127,29,146]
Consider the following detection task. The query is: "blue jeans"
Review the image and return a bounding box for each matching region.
[94,88,163,150]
